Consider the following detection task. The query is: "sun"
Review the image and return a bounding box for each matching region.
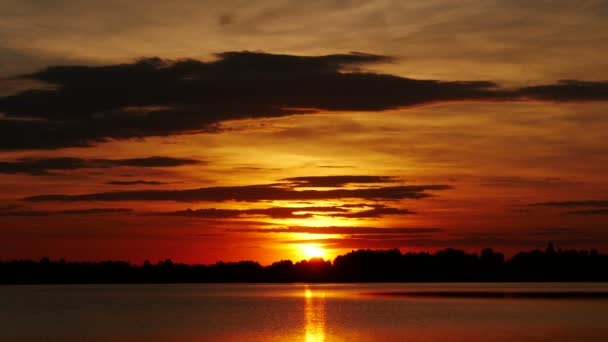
[301,244,326,259]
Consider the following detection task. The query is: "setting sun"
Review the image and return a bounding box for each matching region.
[301,244,326,259]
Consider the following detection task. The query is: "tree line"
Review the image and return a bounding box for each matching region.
[1,244,607,284]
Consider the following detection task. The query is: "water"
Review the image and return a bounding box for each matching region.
[1,283,608,341]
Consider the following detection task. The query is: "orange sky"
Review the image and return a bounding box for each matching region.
[1,0,607,264]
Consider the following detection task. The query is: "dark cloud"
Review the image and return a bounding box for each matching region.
[3,51,602,150]
[280,175,397,187]
[228,226,441,235]
[0,156,202,175]
[481,176,577,187]
[166,208,245,219]
[287,236,596,250]
[317,165,353,169]
[0,204,25,211]
[162,203,412,219]
[23,183,450,202]
[529,227,578,236]
[108,156,203,167]
[529,200,608,207]
[517,80,608,101]
[563,209,608,216]
[526,199,608,215]
[269,227,598,250]
[282,237,430,249]
[0,208,133,217]
[0,51,503,150]
[329,205,415,218]
[107,180,169,186]
[164,206,348,219]
[234,166,281,171]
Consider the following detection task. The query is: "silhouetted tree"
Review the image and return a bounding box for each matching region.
[1,244,607,284]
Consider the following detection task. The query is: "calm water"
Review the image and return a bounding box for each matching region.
[1,283,608,341]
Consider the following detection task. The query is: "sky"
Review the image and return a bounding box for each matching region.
[1,0,607,265]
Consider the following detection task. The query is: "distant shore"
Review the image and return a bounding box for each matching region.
[2,245,608,284]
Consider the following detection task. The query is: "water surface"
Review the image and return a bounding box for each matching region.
[1,283,608,341]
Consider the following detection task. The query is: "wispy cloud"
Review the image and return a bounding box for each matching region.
[0,156,203,175]
[163,206,347,219]
[228,226,441,235]
[0,207,133,217]
[162,203,412,219]
[280,175,398,187]
[563,209,608,216]
[529,200,608,208]
[107,180,170,186]
[24,183,450,202]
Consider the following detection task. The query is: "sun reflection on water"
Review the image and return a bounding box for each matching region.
[304,286,326,342]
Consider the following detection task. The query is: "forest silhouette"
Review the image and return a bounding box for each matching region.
[1,244,607,284]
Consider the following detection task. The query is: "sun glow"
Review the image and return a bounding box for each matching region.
[301,244,326,259]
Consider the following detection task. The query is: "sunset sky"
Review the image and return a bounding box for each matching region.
[1,0,607,264]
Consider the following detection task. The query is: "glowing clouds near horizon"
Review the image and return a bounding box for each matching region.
[1,22,608,263]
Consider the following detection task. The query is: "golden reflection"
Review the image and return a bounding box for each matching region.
[304,286,326,342]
